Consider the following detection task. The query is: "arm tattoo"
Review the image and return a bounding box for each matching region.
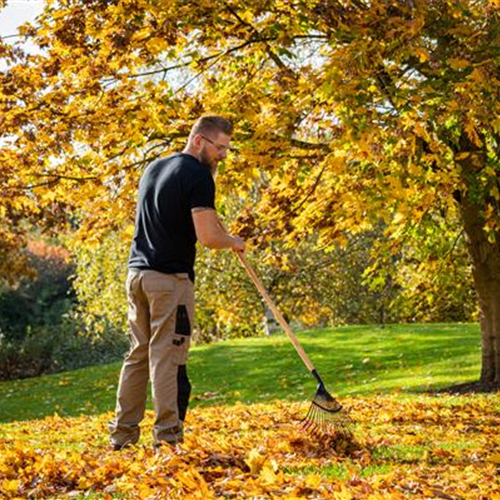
[191,207,216,213]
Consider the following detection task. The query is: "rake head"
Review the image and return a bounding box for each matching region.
[302,382,352,439]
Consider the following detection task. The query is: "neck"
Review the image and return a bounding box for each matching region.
[182,146,201,162]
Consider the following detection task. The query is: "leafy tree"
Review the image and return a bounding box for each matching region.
[72,232,129,337]
[1,0,499,382]
[195,230,396,341]
[389,213,478,323]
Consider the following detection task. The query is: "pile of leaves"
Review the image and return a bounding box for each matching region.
[0,395,499,499]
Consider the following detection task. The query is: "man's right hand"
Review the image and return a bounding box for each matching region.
[231,235,246,252]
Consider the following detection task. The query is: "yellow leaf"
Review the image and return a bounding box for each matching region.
[1,479,20,496]
[77,477,92,489]
[305,473,323,489]
[176,469,209,493]
[146,37,170,54]
[465,120,483,147]
[414,122,430,140]
[449,58,470,69]
[469,67,484,83]
[245,448,267,475]
[333,486,354,500]
[414,47,430,63]
[259,463,278,484]
[137,483,156,498]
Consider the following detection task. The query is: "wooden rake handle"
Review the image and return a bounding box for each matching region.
[235,251,316,373]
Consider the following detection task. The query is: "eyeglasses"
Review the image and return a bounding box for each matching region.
[200,135,231,153]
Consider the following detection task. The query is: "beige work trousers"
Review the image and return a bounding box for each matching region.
[108,269,194,447]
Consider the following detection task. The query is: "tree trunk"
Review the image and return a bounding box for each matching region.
[458,158,500,383]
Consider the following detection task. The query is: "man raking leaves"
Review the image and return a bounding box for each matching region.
[109,116,245,451]
[109,115,348,451]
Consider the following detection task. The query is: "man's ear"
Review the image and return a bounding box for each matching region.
[192,134,203,149]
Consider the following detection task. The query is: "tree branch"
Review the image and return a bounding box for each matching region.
[102,36,277,84]
[292,162,328,214]
[432,229,465,283]
[224,3,296,76]
[288,137,330,151]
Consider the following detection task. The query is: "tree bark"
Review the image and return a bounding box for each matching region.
[458,155,500,383]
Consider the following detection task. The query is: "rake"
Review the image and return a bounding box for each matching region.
[235,251,351,438]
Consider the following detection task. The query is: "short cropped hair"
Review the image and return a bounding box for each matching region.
[190,115,233,137]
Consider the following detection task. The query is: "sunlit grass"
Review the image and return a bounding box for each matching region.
[0,322,482,423]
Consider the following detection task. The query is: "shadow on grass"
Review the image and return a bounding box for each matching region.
[0,323,481,423]
[421,380,500,394]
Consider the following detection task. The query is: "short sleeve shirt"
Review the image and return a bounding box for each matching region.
[128,153,215,281]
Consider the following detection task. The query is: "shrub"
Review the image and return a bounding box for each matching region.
[0,318,128,381]
[0,239,128,381]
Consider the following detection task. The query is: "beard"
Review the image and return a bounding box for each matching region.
[199,148,218,176]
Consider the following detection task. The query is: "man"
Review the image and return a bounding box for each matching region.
[109,115,245,451]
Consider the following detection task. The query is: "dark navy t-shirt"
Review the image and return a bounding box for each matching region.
[128,153,215,281]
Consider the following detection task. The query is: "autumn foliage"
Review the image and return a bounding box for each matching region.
[0,396,499,499]
[2,3,500,497]
[1,0,500,380]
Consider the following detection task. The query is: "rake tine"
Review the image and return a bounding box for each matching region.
[300,370,353,440]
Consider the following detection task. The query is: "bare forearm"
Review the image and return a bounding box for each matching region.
[192,208,245,251]
[201,227,240,249]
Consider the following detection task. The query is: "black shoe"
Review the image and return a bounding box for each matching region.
[112,441,133,451]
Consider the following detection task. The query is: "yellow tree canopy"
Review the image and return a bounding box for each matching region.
[4,0,500,382]
[1,0,499,273]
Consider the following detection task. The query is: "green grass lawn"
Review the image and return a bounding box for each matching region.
[0,322,482,423]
